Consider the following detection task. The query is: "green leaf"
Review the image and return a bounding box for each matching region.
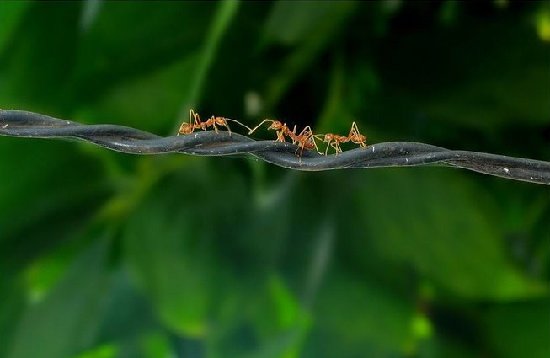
[75,0,239,133]
[76,54,200,133]
[0,279,25,358]
[309,269,416,356]
[351,169,547,299]
[0,2,81,111]
[483,299,550,358]
[0,1,30,57]
[123,168,217,337]
[263,1,344,46]
[73,343,119,358]
[70,1,218,108]
[0,139,108,273]
[262,1,356,109]
[7,236,112,358]
[252,276,311,358]
[375,16,550,128]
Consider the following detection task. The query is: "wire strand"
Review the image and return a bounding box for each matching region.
[1,110,549,185]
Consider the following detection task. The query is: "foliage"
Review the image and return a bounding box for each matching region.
[0,1,549,357]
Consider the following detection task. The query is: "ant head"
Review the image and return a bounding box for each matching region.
[214,116,227,125]
[178,123,194,134]
[268,120,283,130]
[300,126,313,136]
[350,133,366,143]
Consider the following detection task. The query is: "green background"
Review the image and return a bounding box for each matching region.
[0,1,549,357]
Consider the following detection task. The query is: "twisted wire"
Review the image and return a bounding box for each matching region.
[1,110,549,185]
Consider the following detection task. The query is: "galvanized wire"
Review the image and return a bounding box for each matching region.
[1,109,549,185]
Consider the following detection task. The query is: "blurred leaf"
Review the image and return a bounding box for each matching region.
[438,0,460,27]
[182,0,240,113]
[0,1,30,56]
[350,169,547,299]
[251,276,311,358]
[94,268,157,345]
[0,279,25,358]
[140,331,172,358]
[23,245,74,304]
[483,299,550,358]
[0,139,108,273]
[73,343,119,358]
[77,55,200,133]
[269,275,305,331]
[317,57,378,133]
[76,0,239,133]
[8,235,112,358]
[123,164,218,337]
[206,274,310,358]
[263,1,342,46]
[417,333,478,358]
[375,15,550,129]
[0,2,81,111]
[307,269,416,356]
[263,1,356,109]
[535,3,550,42]
[70,1,217,106]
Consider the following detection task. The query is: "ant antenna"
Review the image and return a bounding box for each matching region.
[248,119,275,135]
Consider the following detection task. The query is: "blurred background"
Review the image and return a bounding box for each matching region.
[1,1,549,357]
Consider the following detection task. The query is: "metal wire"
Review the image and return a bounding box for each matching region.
[1,109,549,185]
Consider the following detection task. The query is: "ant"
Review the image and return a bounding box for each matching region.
[178,109,249,136]
[177,109,202,135]
[315,122,367,155]
[248,119,294,142]
[289,125,318,155]
[315,132,349,155]
[249,119,318,155]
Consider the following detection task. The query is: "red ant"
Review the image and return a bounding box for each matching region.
[249,119,318,155]
[315,132,349,155]
[177,109,202,135]
[248,119,294,142]
[178,109,249,136]
[315,122,367,155]
[289,125,318,155]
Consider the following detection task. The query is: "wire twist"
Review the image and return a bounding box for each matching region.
[1,110,549,185]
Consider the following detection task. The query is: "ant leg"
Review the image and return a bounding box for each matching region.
[276,130,286,142]
[290,125,298,144]
[224,119,232,136]
[209,116,218,133]
[189,109,196,125]
[248,119,273,135]
[286,125,301,144]
[178,110,197,136]
[309,135,319,153]
[190,109,200,128]
[350,122,366,145]
[349,121,362,137]
[331,141,341,155]
[302,127,318,152]
[192,110,205,131]
[313,135,326,155]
